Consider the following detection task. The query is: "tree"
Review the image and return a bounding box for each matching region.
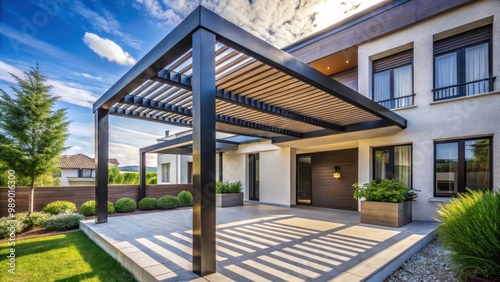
[0,65,69,213]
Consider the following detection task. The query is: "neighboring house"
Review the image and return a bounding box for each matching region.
[57,154,119,186]
[157,131,225,184]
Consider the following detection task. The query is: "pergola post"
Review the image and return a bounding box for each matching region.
[139,151,146,200]
[191,28,217,276]
[95,108,109,224]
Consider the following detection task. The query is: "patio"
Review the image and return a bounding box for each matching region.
[80,204,438,282]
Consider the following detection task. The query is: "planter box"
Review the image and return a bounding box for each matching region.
[361,201,412,228]
[216,193,243,208]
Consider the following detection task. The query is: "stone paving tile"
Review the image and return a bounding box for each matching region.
[81,204,438,282]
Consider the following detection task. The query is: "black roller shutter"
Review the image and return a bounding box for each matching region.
[434,25,491,55]
[373,49,413,73]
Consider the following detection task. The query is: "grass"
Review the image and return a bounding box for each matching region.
[437,190,500,280]
[0,231,136,282]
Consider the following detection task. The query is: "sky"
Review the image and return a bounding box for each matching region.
[0,0,382,166]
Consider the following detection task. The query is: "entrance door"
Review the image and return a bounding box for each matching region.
[249,154,259,201]
[297,155,312,204]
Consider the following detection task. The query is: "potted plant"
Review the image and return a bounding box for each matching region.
[353,179,418,228]
[216,180,243,208]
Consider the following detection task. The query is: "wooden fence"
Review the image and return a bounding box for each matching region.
[0,184,192,217]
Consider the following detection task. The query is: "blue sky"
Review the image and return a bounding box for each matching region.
[0,0,380,166]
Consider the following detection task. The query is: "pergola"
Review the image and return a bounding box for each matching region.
[93,6,406,277]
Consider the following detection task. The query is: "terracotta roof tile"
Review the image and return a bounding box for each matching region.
[58,154,120,169]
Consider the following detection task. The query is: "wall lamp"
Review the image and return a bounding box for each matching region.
[333,166,341,179]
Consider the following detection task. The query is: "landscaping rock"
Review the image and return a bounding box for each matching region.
[386,239,456,282]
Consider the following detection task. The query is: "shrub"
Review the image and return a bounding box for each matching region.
[437,190,500,281]
[147,176,157,184]
[122,172,139,184]
[177,190,193,207]
[44,212,84,230]
[0,212,33,239]
[80,200,116,216]
[157,195,179,210]
[43,200,77,214]
[138,198,157,210]
[353,179,418,203]
[30,211,50,226]
[115,197,136,213]
[216,181,243,194]
[107,201,116,214]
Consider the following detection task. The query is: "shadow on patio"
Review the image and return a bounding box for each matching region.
[80,203,438,282]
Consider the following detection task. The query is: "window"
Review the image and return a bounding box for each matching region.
[187,162,193,184]
[373,145,412,188]
[372,50,414,109]
[435,137,491,196]
[162,163,170,183]
[433,25,493,101]
[80,169,93,178]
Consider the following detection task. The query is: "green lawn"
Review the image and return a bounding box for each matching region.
[0,231,136,282]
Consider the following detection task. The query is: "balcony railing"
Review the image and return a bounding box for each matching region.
[433,77,496,101]
[376,94,415,109]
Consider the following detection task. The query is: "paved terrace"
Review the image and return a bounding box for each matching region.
[80,204,438,282]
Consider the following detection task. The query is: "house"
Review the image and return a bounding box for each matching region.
[148,0,499,221]
[268,0,499,221]
[93,1,499,274]
[157,130,194,184]
[57,154,119,186]
[156,130,234,184]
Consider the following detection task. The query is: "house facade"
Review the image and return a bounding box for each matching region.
[57,154,119,186]
[210,0,500,221]
[156,131,225,184]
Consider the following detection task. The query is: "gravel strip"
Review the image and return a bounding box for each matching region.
[386,239,457,282]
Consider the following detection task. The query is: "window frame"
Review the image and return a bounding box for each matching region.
[162,163,171,183]
[434,136,493,197]
[371,49,414,109]
[433,25,493,101]
[372,144,413,188]
[80,169,93,178]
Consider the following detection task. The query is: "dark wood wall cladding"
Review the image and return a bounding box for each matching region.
[0,184,192,217]
[289,0,476,63]
[330,67,358,91]
[311,148,358,210]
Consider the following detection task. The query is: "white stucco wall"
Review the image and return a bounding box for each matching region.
[60,168,78,186]
[354,0,500,221]
[258,147,296,206]
[221,151,246,197]
[157,154,194,184]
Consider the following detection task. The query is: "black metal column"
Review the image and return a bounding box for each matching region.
[95,108,109,224]
[139,152,146,200]
[191,28,217,276]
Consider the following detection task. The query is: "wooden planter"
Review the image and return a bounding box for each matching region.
[360,201,412,228]
[216,193,243,208]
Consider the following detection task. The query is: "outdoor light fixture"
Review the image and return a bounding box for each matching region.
[333,166,341,179]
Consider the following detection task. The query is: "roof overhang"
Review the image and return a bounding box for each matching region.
[93,6,406,142]
[140,134,238,155]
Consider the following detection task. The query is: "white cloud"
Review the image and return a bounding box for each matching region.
[0,60,100,108]
[0,60,24,83]
[111,125,161,138]
[75,72,102,81]
[48,79,99,108]
[63,145,83,155]
[0,23,74,59]
[66,1,142,50]
[135,0,379,47]
[83,32,137,66]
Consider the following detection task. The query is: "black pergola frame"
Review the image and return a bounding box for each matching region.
[93,5,406,277]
